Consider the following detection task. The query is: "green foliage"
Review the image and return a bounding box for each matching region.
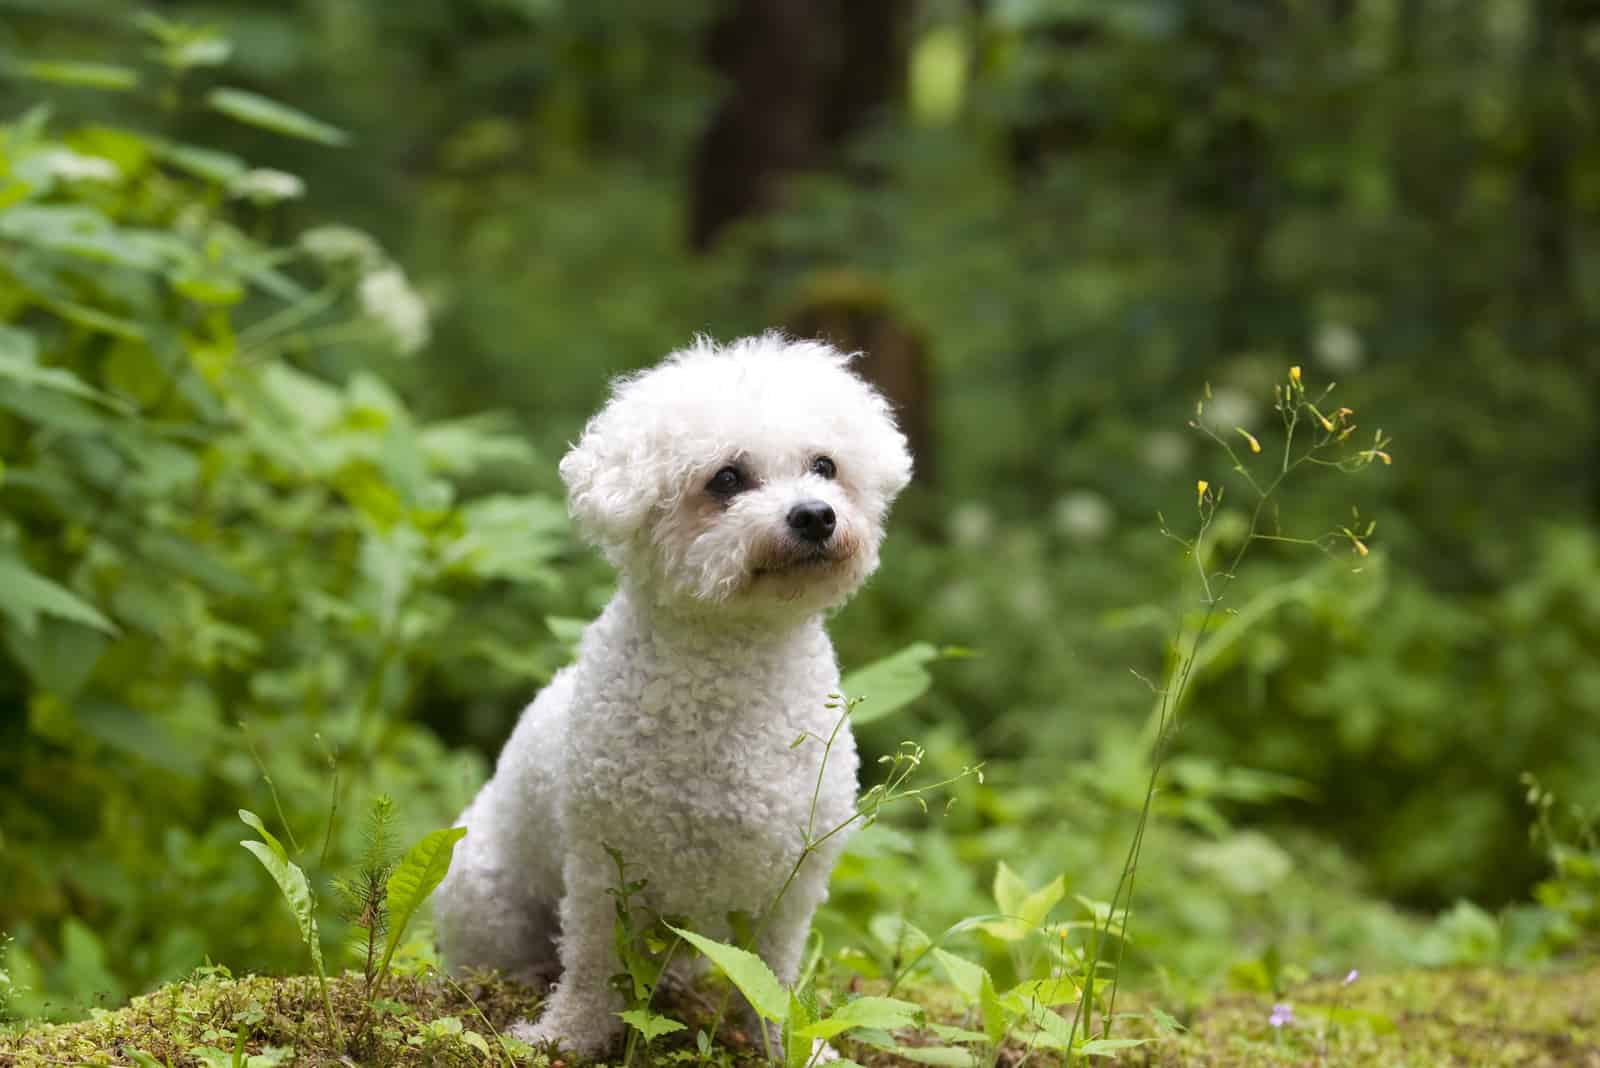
[239,809,338,1042]
[376,825,468,997]
[0,24,576,1018]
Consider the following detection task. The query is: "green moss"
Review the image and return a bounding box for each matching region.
[1104,967,1600,1068]
[3,967,1596,1068]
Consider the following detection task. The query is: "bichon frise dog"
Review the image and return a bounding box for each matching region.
[434,333,913,1054]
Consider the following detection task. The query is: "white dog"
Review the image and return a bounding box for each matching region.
[434,334,913,1054]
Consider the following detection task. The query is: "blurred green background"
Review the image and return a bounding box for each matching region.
[2,0,1597,1023]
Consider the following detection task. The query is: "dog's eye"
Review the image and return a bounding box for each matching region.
[707,465,745,497]
[810,456,837,480]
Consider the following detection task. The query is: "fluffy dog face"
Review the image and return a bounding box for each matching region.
[559,335,913,620]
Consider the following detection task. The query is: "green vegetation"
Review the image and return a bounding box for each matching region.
[3,1,1599,1063]
[4,966,1597,1068]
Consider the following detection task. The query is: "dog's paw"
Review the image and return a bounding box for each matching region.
[509,1017,616,1057]
[807,1038,842,1065]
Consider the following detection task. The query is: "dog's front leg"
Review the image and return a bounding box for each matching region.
[511,844,625,1056]
[751,873,840,1064]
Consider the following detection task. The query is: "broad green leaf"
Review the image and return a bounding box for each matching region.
[381,826,468,975]
[992,862,1029,918]
[802,996,922,1041]
[841,642,940,725]
[155,141,249,186]
[895,1046,975,1067]
[868,914,931,959]
[238,810,288,859]
[982,866,1065,941]
[925,1023,988,1044]
[668,925,788,1023]
[1001,976,1079,1010]
[207,88,349,146]
[240,831,323,973]
[979,971,1008,1046]
[0,325,124,407]
[0,554,117,636]
[1018,1007,1074,1051]
[3,615,106,698]
[1077,1037,1147,1057]
[13,60,140,91]
[1148,1007,1186,1034]
[785,992,813,1068]
[617,1009,687,1040]
[931,949,988,1005]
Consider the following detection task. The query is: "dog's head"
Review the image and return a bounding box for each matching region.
[559,334,913,620]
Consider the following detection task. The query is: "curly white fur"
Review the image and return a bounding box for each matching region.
[434,334,913,1055]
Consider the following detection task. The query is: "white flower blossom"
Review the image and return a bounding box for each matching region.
[35,148,120,183]
[1315,321,1366,372]
[299,225,383,270]
[1201,385,1256,431]
[1053,489,1114,543]
[231,168,306,204]
[949,502,994,547]
[360,266,431,355]
[1142,429,1192,473]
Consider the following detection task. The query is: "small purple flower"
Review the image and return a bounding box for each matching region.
[1344,969,1359,986]
[1269,1003,1295,1029]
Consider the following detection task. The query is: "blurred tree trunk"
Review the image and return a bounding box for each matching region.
[688,0,913,249]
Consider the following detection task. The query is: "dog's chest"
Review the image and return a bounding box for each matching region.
[563,623,857,913]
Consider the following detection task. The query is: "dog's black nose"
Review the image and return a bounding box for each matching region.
[787,500,836,543]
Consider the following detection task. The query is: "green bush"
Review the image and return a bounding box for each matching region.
[1178,530,1600,907]
[0,42,577,1019]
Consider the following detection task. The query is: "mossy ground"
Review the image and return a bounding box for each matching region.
[2,966,1596,1068]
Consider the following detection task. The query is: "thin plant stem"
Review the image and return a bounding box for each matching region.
[240,719,302,856]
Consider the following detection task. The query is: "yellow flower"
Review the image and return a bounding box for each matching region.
[1236,428,1261,453]
[1197,479,1210,500]
[1289,365,1302,385]
[1353,538,1369,557]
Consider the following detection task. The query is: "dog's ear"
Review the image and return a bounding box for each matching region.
[559,396,660,563]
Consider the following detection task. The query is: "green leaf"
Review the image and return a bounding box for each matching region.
[868,914,931,959]
[1000,976,1079,1010]
[931,949,988,1005]
[12,60,140,91]
[895,1046,975,1067]
[617,1009,686,1040]
[206,88,349,146]
[981,865,1065,941]
[785,992,813,1068]
[0,325,125,407]
[1077,1038,1147,1057]
[3,616,106,699]
[239,810,288,860]
[239,823,323,974]
[155,141,249,186]
[842,642,941,725]
[375,826,466,986]
[0,553,117,637]
[979,971,1008,1046]
[924,1023,989,1045]
[668,925,788,1023]
[1148,1007,1186,1034]
[801,997,922,1041]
